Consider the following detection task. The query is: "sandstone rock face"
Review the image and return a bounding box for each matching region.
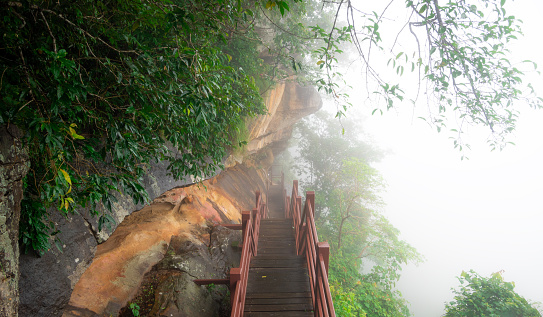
[64,162,266,316]
[0,125,29,317]
[248,83,322,151]
[18,159,192,317]
[225,82,322,167]
[118,226,242,317]
[18,82,321,316]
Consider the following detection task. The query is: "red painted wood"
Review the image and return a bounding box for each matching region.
[197,172,335,317]
[284,176,336,317]
[230,191,267,317]
[221,224,243,230]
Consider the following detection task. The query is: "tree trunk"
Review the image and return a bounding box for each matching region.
[0,125,29,317]
[337,216,348,250]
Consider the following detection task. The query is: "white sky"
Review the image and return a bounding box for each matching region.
[338,0,543,316]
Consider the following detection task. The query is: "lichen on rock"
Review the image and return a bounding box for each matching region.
[0,125,29,317]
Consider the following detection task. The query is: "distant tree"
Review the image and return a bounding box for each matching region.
[289,111,422,316]
[293,112,385,205]
[444,270,542,317]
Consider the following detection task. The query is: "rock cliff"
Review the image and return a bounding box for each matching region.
[17,82,321,316]
[0,125,29,317]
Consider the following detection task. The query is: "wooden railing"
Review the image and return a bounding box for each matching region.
[285,179,336,317]
[194,191,266,317]
[195,172,335,317]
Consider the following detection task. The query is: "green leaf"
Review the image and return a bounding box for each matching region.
[57,49,67,58]
[59,169,72,186]
[68,125,85,140]
[265,0,274,9]
[57,86,63,99]
[419,4,427,13]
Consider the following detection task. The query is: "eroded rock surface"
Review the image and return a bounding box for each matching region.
[19,212,97,317]
[0,125,29,317]
[64,161,265,316]
[18,81,321,316]
[225,82,322,166]
[119,226,241,317]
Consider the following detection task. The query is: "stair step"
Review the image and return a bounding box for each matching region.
[244,214,313,314]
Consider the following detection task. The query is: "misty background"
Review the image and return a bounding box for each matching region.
[319,0,543,316]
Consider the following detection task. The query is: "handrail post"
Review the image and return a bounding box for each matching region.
[284,191,288,218]
[297,223,306,255]
[252,208,259,256]
[296,196,302,219]
[241,210,250,241]
[306,191,315,220]
[318,242,330,275]
[229,267,241,307]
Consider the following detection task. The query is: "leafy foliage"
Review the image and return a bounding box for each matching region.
[290,112,422,316]
[1,0,283,254]
[407,0,542,151]
[445,270,542,317]
[3,0,539,258]
[308,0,542,152]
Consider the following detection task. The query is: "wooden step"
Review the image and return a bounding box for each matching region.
[251,255,305,268]
[244,216,313,314]
[245,312,313,317]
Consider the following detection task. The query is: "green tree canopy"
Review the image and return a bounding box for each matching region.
[2,0,540,255]
[445,270,542,317]
[0,0,300,253]
[286,112,422,316]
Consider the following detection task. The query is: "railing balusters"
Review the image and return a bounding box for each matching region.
[203,174,335,317]
[283,177,336,317]
[226,191,266,317]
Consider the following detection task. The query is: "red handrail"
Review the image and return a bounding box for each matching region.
[230,191,266,317]
[285,179,336,317]
[195,175,335,316]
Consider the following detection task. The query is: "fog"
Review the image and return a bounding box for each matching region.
[334,0,543,315]
[365,109,543,316]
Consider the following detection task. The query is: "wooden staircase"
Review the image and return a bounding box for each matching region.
[196,174,335,317]
[244,185,313,316]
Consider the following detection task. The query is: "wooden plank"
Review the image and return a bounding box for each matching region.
[260,225,294,231]
[245,311,313,317]
[248,273,310,284]
[249,267,309,275]
[257,239,295,244]
[243,215,314,314]
[246,292,311,299]
[245,303,313,312]
[251,258,305,268]
[259,231,293,235]
[251,255,303,260]
[259,227,294,232]
[245,296,312,305]
[257,236,295,241]
[256,248,298,256]
[246,281,311,293]
[258,235,295,240]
